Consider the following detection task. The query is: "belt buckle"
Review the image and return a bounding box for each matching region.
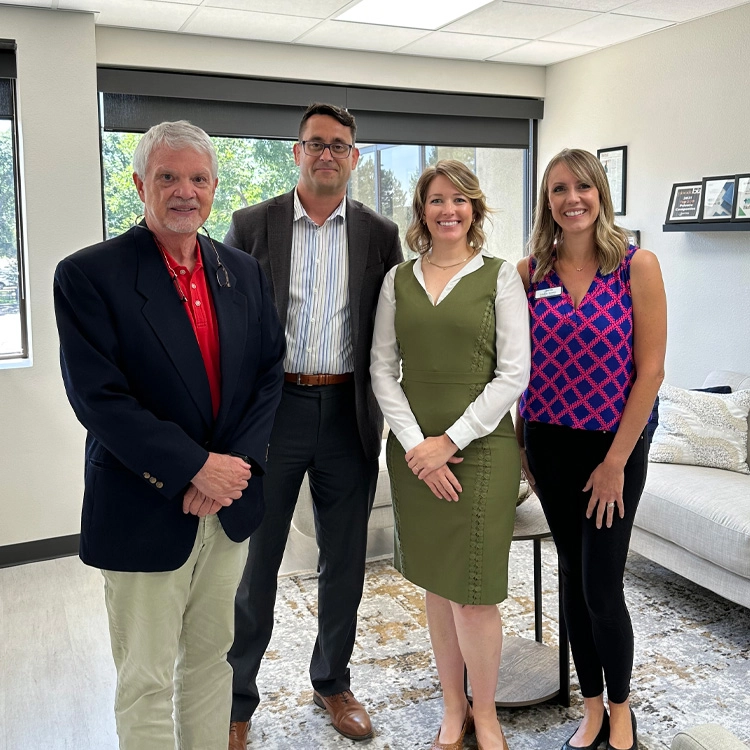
[297,373,313,387]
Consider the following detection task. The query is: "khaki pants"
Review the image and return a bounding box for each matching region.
[102,515,248,750]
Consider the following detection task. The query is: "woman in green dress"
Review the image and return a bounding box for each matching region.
[370,160,530,750]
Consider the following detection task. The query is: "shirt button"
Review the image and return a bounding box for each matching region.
[191,283,196,289]
[179,269,186,275]
[195,300,201,307]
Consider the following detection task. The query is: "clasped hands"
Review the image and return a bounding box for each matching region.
[183,452,252,517]
[405,434,463,502]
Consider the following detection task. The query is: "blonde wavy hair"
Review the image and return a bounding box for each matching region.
[529,148,629,282]
[406,160,490,256]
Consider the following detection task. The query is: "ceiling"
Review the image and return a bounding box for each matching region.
[5,0,750,66]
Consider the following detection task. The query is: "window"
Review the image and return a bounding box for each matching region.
[98,70,540,265]
[0,44,27,362]
[102,133,298,240]
[351,144,527,266]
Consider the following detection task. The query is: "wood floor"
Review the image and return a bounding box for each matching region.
[0,525,393,749]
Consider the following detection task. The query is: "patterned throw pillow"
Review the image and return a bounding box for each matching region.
[649,384,750,473]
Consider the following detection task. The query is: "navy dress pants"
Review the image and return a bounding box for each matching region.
[229,381,378,722]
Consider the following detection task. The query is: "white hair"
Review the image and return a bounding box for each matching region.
[132,120,218,180]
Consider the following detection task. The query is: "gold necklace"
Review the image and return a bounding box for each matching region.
[425,249,476,270]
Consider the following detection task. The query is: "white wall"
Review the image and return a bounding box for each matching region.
[95,26,545,98]
[541,4,750,387]
[0,7,100,548]
[0,10,544,549]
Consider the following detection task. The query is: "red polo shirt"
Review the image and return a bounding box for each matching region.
[161,242,222,419]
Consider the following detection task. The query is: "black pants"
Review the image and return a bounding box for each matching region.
[229,381,378,722]
[524,421,648,703]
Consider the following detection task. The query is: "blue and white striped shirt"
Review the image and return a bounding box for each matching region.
[285,190,352,374]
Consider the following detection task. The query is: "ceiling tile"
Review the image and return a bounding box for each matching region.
[336,0,495,30]
[181,7,321,42]
[58,0,199,30]
[614,0,750,22]
[296,19,428,52]
[202,0,350,18]
[543,11,672,45]
[445,1,598,39]
[0,0,54,7]
[490,39,596,64]
[397,31,525,59]
[509,0,628,9]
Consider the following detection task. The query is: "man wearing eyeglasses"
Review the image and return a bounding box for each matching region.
[53,120,285,750]
[224,103,402,746]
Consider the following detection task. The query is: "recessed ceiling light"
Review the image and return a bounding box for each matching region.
[337,0,494,31]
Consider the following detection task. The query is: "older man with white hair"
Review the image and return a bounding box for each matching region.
[54,120,285,750]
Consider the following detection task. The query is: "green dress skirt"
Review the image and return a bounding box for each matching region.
[387,257,519,605]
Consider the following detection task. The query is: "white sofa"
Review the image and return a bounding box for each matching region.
[631,370,750,609]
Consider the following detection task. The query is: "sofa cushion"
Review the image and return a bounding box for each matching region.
[637,462,750,578]
[649,384,750,473]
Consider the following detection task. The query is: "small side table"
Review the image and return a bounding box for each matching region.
[466,494,570,707]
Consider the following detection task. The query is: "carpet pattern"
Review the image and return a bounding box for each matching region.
[246,543,750,749]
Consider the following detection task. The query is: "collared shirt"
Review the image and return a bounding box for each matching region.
[284,189,352,374]
[161,242,222,418]
[370,250,531,452]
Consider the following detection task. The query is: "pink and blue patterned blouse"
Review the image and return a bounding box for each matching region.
[519,247,637,432]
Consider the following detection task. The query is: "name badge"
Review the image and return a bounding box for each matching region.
[535,286,562,299]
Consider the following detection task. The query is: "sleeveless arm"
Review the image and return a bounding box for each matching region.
[445,261,531,449]
[370,266,426,452]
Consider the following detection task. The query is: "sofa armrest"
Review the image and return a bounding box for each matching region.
[672,724,748,750]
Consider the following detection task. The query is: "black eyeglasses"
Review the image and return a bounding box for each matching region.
[300,140,353,159]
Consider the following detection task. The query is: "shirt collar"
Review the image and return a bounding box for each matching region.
[293,187,347,225]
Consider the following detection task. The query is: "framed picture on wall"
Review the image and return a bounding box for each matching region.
[665,182,702,223]
[597,145,627,215]
[623,228,641,247]
[731,174,750,221]
[699,175,735,222]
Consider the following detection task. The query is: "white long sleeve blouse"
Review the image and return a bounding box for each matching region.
[370,249,531,453]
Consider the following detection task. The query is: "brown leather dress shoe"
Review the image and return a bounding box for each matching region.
[228,720,250,750]
[313,690,373,741]
[430,704,474,750]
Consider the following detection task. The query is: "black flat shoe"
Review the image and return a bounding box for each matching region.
[607,708,637,750]
[562,711,609,750]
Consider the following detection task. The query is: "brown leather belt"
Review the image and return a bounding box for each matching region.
[284,372,353,386]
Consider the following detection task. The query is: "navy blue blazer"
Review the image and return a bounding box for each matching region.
[54,226,285,572]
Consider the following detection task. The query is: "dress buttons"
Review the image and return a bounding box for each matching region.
[155,481,164,489]
[143,472,151,479]
[149,477,157,484]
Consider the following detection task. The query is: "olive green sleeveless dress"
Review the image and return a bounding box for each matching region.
[387,257,519,605]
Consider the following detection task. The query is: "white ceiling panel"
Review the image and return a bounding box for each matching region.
[397,31,524,60]
[201,0,351,18]
[491,39,596,64]
[614,0,749,22]
[0,0,54,7]
[445,2,598,40]
[58,0,199,29]
[297,19,428,52]
[543,11,672,45]
[336,0,495,30]
[181,7,321,42]
[508,0,629,9]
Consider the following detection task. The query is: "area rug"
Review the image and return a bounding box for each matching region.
[247,543,750,749]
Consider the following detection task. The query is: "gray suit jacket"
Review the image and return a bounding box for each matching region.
[225,190,403,460]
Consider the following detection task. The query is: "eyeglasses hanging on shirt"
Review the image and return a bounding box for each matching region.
[135,218,230,305]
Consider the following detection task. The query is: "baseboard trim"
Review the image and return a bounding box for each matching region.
[0,534,79,569]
